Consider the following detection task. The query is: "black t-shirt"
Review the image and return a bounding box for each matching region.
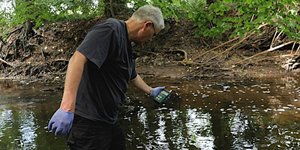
[75,18,137,124]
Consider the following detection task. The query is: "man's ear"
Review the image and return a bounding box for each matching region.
[143,21,152,30]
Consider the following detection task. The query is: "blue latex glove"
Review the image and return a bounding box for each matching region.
[150,86,165,97]
[48,108,74,136]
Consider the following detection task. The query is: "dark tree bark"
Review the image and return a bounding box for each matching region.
[207,0,216,5]
[15,0,34,37]
[104,0,115,17]
[23,20,34,37]
[104,0,128,18]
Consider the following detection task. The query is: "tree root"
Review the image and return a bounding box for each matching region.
[192,37,239,61]
[234,41,295,66]
[0,58,14,67]
[201,33,255,65]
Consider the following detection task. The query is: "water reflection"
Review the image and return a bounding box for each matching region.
[137,107,148,129]
[0,108,13,139]
[186,109,214,149]
[0,80,67,149]
[123,76,300,149]
[125,104,300,149]
[154,112,168,149]
[18,110,37,149]
[229,110,256,150]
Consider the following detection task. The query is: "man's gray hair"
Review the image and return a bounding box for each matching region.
[132,5,165,30]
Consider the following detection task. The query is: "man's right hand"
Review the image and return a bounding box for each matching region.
[48,108,74,136]
[150,86,165,97]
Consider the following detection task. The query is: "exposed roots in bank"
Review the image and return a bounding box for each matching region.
[0,19,299,80]
[0,19,98,80]
[168,25,300,78]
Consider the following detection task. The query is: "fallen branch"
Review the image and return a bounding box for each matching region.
[235,41,294,65]
[197,24,268,65]
[295,44,300,55]
[0,57,14,67]
[51,59,69,63]
[243,55,278,67]
[28,42,46,61]
[270,29,283,49]
[0,36,6,45]
[202,33,254,64]
[270,28,278,48]
[193,37,239,61]
[290,42,297,54]
[280,53,300,58]
[6,26,23,38]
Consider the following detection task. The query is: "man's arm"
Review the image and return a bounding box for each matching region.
[131,74,165,98]
[131,74,152,94]
[60,50,87,112]
[48,50,87,136]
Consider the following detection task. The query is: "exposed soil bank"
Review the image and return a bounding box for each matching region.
[0,17,299,82]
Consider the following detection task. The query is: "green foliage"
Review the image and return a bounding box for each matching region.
[13,0,52,28]
[151,0,189,20]
[127,0,189,20]
[0,11,13,38]
[0,0,299,41]
[184,0,300,40]
[1,0,104,31]
[130,0,299,40]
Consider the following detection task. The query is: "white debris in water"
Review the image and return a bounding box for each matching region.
[275,108,285,112]
[202,94,209,98]
[226,108,233,111]
[264,108,272,112]
[262,90,270,94]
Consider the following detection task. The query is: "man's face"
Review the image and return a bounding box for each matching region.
[134,21,159,44]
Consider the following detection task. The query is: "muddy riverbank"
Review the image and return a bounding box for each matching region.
[1,17,299,82]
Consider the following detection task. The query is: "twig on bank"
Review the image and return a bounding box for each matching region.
[28,42,46,61]
[0,57,14,67]
[193,37,239,61]
[243,55,279,67]
[295,44,300,55]
[270,29,283,49]
[270,29,277,48]
[202,33,254,64]
[6,26,23,39]
[0,36,6,45]
[196,24,268,65]
[235,41,294,65]
[290,42,296,54]
[51,59,69,62]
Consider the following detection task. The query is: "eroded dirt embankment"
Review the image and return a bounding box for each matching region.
[0,17,299,82]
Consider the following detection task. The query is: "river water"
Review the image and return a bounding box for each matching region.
[0,75,300,149]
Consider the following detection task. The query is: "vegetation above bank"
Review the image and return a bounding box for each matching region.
[0,0,299,80]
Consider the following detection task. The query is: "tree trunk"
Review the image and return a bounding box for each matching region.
[104,0,115,17]
[23,20,34,37]
[15,0,34,37]
[104,0,127,18]
[207,0,216,5]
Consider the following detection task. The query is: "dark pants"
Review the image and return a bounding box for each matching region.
[67,115,126,150]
